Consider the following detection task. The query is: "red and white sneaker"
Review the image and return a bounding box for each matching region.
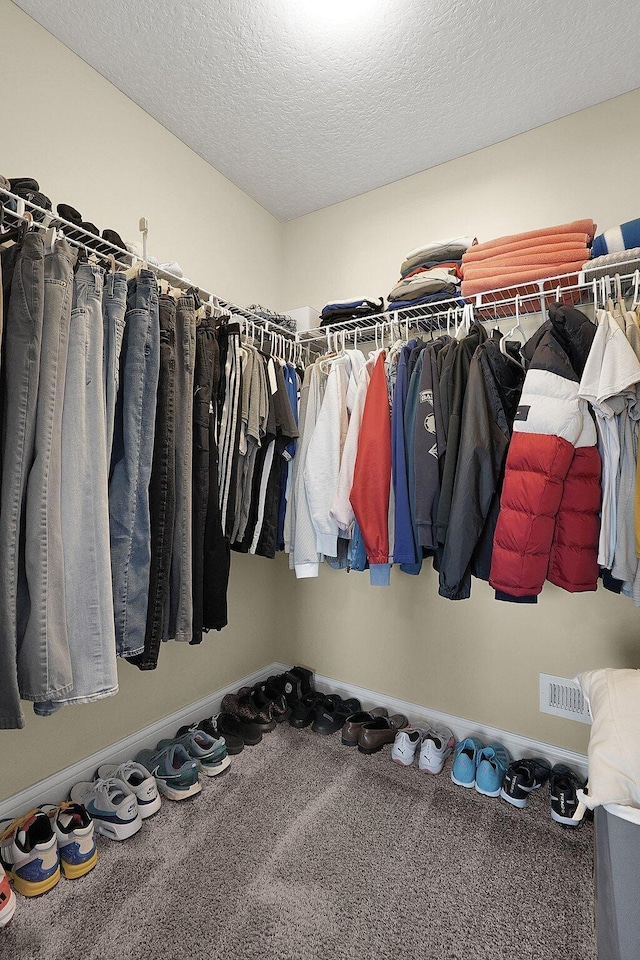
[0,864,16,927]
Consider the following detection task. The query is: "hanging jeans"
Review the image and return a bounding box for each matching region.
[191,318,219,644]
[217,322,242,538]
[34,263,117,714]
[203,323,230,633]
[128,294,177,670]
[103,271,127,464]
[165,295,195,643]
[109,270,160,658]
[0,234,45,728]
[20,238,76,702]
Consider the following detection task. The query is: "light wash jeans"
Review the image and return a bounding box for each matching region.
[109,271,160,657]
[34,262,118,714]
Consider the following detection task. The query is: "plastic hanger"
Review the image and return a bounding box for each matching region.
[500,295,525,362]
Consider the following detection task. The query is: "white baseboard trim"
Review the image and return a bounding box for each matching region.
[0,661,282,822]
[272,663,589,779]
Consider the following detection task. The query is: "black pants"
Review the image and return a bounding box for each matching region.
[192,319,217,643]
[202,322,230,633]
[128,295,176,670]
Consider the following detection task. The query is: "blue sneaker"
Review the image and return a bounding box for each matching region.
[475,742,510,797]
[450,737,484,788]
[136,743,201,801]
[169,726,231,778]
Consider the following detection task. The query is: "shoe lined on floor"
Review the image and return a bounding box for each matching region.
[221,692,276,730]
[136,743,202,800]
[501,758,551,808]
[215,712,262,747]
[96,761,162,818]
[248,682,291,723]
[0,810,60,897]
[358,714,408,754]
[168,728,231,777]
[475,743,510,797]
[289,691,325,729]
[549,764,587,827]
[342,707,389,747]
[69,780,142,841]
[312,696,362,736]
[0,863,16,926]
[40,802,98,879]
[391,727,424,765]
[418,726,455,774]
[195,716,244,754]
[450,737,484,788]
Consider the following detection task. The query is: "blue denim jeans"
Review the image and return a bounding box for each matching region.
[34,263,118,715]
[165,295,195,643]
[0,234,45,728]
[103,271,127,464]
[109,270,160,657]
[20,238,76,702]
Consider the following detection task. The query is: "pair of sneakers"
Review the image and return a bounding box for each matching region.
[451,737,511,797]
[391,724,455,774]
[136,725,230,801]
[500,758,587,826]
[0,803,97,897]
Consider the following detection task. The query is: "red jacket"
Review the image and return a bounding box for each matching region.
[490,306,601,601]
[350,352,392,585]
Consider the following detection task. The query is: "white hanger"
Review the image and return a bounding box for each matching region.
[500,295,525,359]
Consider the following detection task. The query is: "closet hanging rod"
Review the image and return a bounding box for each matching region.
[0,187,302,346]
[299,258,640,345]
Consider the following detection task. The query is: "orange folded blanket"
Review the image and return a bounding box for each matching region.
[462,236,590,265]
[462,248,590,278]
[467,220,596,257]
[461,261,587,297]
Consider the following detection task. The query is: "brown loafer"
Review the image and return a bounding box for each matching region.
[341,707,389,747]
[357,714,409,755]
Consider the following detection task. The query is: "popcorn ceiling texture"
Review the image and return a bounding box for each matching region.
[12,0,640,220]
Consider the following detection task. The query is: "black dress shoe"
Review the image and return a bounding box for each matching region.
[216,711,263,747]
[194,716,244,755]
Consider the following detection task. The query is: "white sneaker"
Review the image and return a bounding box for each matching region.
[97,761,161,819]
[391,728,424,766]
[418,726,455,774]
[70,779,142,841]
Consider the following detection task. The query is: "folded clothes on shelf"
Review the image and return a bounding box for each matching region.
[400,236,476,278]
[319,296,384,326]
[591,218,640,258]
[388,268,460,302]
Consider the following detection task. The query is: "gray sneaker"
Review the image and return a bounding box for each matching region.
[418,725,455,774]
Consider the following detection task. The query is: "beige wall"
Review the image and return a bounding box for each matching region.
[0,1,283,800]
[280,89,640,755]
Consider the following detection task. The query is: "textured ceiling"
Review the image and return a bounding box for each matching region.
[13,0,640,221]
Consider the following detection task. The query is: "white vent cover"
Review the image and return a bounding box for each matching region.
[539,674,592,724]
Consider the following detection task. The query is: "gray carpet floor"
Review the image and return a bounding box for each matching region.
[3,724,597,960]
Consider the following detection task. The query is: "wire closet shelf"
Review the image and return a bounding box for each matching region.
[298,256,640,347]
[0,187,304,361]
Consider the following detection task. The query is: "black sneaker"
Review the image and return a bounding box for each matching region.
[549,764,587,827]
[195,716,244,755]
[312,696,362,736]
[501,758,551,808]
[289,691,325,729]
[216,711,263,747]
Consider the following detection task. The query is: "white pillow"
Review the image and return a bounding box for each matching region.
[576,668,640,810]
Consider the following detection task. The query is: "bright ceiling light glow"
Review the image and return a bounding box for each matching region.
[295,0,373,24]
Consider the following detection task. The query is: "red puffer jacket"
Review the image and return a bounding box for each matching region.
[489,305,601,601]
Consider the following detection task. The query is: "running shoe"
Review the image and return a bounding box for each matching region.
[450,737,484,788]
[135,743,201,800]
[549,764,587,827]
[0,810,60,897]
[500,758,551,808]
[391,728,424,766]
[40,802,98,879]
[418,725,455,774]
[475,742,510,797]
[96,761,161,818]
[69,779,142,841]
[160,729,230,778]
[0,864,16,926]
[195,716,244,754]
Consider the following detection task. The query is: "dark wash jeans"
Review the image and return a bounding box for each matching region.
[191,318,218,644]
[109,270,160,658]
[128,295,177,670]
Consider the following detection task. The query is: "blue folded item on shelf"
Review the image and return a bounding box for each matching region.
[592,218,640,259]
[321,297,383,318]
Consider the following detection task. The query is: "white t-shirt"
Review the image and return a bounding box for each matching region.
[579,310,640,568]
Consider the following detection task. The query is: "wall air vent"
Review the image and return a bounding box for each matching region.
[539,674,592,724]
